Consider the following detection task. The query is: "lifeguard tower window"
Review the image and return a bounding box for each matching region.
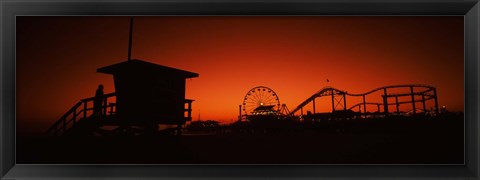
[97,59,198,125]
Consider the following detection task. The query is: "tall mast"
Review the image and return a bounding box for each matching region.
[127,17,134,61]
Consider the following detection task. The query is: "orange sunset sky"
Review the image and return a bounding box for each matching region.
[16,16,464,133]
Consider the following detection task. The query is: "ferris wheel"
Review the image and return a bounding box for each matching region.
[242,86,280,115]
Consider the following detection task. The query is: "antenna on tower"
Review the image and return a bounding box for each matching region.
[127,17,134,61]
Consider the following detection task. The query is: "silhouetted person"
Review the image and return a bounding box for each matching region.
[93,84,104,117]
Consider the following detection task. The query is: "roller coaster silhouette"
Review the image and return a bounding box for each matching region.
[241,84,440,123]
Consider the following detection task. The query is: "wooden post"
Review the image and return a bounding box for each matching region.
[187,102,192,118]
[110,104,114,115]
[312,97,316,114]
[433,88,439,115]
[103,97,108,116]
[239,105,242,121]
[343,93,346,111]
[422,94,426,113]
[83,101,87,119]
[395,96,399,113]
[331,89,335,112]
[362,95,367,116]
[410,86,416,115]
[383,88,388,115]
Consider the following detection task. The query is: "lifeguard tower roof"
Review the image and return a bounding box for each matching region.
[97,59,198,78]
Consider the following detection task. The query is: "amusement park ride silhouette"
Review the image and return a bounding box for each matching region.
[45,18,441,137]
[239,85,440,122]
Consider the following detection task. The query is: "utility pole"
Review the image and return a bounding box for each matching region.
[128,17,134,61]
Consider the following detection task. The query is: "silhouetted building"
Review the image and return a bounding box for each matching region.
[97,59,199,130]
[252,105,277,115]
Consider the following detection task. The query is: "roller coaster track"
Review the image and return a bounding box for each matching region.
[288,84,439,116]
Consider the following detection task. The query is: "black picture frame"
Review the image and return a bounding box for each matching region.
[1,0,479,179]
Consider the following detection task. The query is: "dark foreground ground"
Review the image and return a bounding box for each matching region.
[17,114,464,164]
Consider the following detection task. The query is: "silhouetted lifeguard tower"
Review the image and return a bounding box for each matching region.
[98,59,198,133]
[46,59,198,136]
[46,18,199,136]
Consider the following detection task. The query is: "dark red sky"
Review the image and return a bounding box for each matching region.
[16,16,464,133]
